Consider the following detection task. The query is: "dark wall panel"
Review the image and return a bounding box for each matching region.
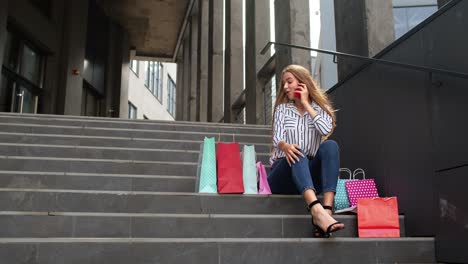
[436,166,468,263]
[329,0,468,239]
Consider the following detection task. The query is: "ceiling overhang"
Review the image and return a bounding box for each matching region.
[96,0,194,62]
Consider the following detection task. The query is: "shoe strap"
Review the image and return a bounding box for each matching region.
[307,200,321,212]
[323,205,333,211]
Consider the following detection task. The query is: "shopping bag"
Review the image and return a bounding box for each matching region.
[197,137,217,193]
[345,168,378,207]
[357,197,400,238]
[334,168,354,211]
[256,161,272,194]
[217,142,244,193]
[242,145,257,194]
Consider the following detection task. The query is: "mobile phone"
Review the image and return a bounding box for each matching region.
[294,84,302,98]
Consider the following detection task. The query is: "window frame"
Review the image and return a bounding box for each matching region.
[166,74,176,117]
[130,60,139,76]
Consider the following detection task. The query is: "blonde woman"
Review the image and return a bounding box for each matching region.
[268,64,344,237]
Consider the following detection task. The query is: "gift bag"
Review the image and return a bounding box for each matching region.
[197,137,217,193]
[334,168,353,211]
[256,161,272,195]
[217,142,244,193]
[357,197,400,238]
[345,168,378,207]
[242,145,257,194]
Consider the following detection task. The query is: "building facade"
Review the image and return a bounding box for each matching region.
[128,60,177,120]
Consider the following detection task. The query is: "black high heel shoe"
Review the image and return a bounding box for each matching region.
[307,200,344,238]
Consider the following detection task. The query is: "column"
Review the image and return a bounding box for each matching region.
[245,0,256,124]
[190,14,198,121]
[0,0,8,69]
[175,46,184,121]
[274,0,311,82]
[334,0,395,80]
[62,0,89,115]
[255,0,271,125]
[209,0,224,122]
[224,0,244,123]
[118,32,130,118]
[183,33,191,121]
[197,0,209,122]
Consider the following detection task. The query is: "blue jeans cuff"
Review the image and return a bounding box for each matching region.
[301,187,316,195]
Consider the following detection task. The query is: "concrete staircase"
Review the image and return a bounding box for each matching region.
[0,113,435,263]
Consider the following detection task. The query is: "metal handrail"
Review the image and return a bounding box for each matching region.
[261,41,468,80]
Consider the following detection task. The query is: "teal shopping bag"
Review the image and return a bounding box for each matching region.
[242,145,257,194]
[334,168,353,211]
[197,137,217,193]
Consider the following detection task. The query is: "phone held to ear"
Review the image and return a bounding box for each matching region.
[294,84,302,98]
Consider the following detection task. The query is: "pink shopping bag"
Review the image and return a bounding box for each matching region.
[256,162,272,194]
[345,179,379,207]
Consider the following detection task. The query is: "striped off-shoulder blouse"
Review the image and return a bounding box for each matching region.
[270,102,333,164]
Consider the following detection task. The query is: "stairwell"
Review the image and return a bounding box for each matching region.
[0,113,435,263]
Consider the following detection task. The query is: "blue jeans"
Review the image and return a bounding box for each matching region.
[268,140,340,195]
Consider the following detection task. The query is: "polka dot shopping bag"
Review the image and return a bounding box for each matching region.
[334,168,354,211]
[345,168,379,207]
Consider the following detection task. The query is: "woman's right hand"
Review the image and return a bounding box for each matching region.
[280,142,305,166]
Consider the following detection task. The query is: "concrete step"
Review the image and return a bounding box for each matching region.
[0,212,405,238]
[0,123,271,143]
[0,156,198,176]
[0,132,272,152]
[0,171,196,192]
[0,112,271,128]
[0,238,436,264]
[0,114,272,134]
[0,156,271,176]
[0,190,308,215]
[0,143,271,164]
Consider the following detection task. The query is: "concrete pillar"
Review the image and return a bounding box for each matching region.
[197,0,209,122]
[224,0,244,123]
[209,0,224,122]
[105,22,120,117]
[190,14,199,121]
[118,32,130,118]
[62,0,89,115]
[0,0,8,71]
[274,0,311,83]
[245,0,256,124]
[255,0,271,125]
[176,48,184,120]
[334,0,395,80]
[182,35,191,121]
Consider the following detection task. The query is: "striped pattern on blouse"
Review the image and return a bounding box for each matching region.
[270,102,333,165]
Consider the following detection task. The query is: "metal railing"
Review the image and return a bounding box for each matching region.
[260,41,468,80]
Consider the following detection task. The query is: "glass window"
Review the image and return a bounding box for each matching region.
[128,102,137,119]
[130,60,139,76]
[167,75,176,117]
[4,31,19,71]
[393,6,437,39]
[1,29,44,114]
[143,61,149,87]
[150,62,155,94]
[20,44,42,86]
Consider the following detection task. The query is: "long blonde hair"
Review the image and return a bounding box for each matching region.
[272,64,336,137]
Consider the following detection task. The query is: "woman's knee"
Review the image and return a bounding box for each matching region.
[318,140,339,156]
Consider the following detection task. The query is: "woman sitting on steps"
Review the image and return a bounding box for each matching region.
[267,64,345,238]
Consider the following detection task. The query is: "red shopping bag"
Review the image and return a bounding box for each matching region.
[357,197,400,238]
[216,142,244,194]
